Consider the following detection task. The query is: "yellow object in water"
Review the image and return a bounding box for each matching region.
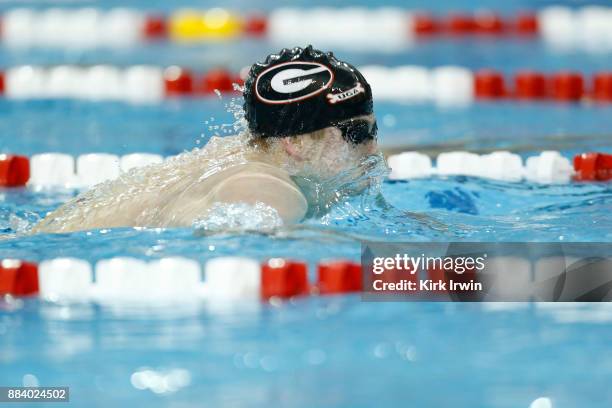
[169,8,243,41]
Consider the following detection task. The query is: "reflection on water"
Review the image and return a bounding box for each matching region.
[1,299,611,407]
[130,367,191,395]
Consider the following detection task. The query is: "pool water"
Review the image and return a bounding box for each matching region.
[2,99,612,408]
[2,300,611,408]
[2,0,612,407]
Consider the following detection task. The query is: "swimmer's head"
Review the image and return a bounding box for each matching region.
[243,46,377,178]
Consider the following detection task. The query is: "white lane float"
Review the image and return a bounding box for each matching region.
[26,153,160,189]
[46,66,86,99]
[538,6,578,51]
[431,66,474,106]
[394,66,433,102]
[524,151,573,184]
[39,258,93,301]
[147,257,202,300]
[388,152,433,179]
[28,153,76,188]
[268,7,411,52]
[4,66,47,99]
[203,257,261,301]
[436,151,482,177]
[123,66,165,104]
[387,150,576,183]
[479,151,524,182]
[76,153,121,188]
[82,65,123,101]
[94,257,149,301]
[120,153,164,172]
[2,8,146,48]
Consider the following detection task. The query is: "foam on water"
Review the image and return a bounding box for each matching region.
[193,201,283,231]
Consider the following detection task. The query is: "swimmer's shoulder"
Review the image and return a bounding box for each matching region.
[208,162,307,223]
[228,161,292,178]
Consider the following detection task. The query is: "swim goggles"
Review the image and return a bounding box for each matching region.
[334,117,378,145]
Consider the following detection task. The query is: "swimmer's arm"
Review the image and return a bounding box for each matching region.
[207,172,308,224]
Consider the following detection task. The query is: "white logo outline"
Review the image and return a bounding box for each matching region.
[255,62,334,105]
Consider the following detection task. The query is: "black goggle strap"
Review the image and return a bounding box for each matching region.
[334,118,378,145]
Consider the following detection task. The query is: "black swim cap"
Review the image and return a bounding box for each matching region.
[243,45,374,142]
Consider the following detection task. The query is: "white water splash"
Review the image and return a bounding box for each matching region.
[193,201,283,232]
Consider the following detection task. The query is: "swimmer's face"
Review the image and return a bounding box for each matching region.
[282,114,378,180]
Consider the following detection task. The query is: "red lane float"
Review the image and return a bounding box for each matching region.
[474,70,506,99]
[513,12,539,35]
[514,71,548,99]
[574,153,612,182]
[165,67,243,96]
[317,260,362,294]
[475,70,586,102]
[412,11,540,37]
[446,13,476,35]
[0,260,39,296]
[200,69,239,94]
[164,66,194,96]
[261,259,309,299]
[551,72,584,101]
[143,15,167,39]
[593,72,612,101]
[413,13,439,36]
[244,14,267,37]
[0,154,30,187]
[474,12,505,35]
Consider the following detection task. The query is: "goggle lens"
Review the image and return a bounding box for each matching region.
[335,119,378,144]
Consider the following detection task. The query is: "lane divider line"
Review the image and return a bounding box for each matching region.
[2,150,611,188]
[0,257,363,302]
[1,255,603,303]
[1,65,611,105]
[2,6,612,51]
[388,150,578,183]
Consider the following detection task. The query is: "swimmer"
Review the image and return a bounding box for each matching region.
[32,46,379,234]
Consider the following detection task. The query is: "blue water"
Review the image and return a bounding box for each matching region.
[3,38,612,72]
[1,300,611,408]
[0,0,609,13]
[2,0,612,407]
[2,98,612,407]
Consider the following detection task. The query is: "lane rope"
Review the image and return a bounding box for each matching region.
[1,150,611,188]
[0,65,611,104]
[0,254,600,303]
[0,257,362,302]
[2,6,612,51]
